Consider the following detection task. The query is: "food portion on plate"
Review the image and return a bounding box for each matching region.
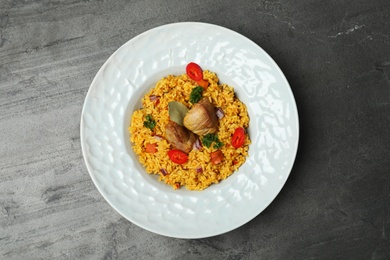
[129,62,250,190]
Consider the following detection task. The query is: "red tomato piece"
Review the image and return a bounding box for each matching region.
[231,127,246,149]
[210,150,224,165]
[186,62,203,81]
[145,143,157,153]
[168,150,188,164]
[196,79,209,89]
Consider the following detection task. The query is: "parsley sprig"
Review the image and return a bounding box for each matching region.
[144,114,156,130]
[202,133,224,149]
[189,86,204,104]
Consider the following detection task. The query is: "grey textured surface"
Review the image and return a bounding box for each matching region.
[1,0,390,259]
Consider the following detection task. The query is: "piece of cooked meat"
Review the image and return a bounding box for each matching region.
[165,121,196,154]
[183,98,218,136]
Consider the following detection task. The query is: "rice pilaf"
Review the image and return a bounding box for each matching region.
[129,69,250,190]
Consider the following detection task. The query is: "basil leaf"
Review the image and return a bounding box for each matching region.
[168,101,189,126]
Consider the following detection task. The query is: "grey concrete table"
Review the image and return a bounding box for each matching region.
[1,0,390,259]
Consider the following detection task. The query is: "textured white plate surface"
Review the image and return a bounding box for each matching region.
[81,22,299,238]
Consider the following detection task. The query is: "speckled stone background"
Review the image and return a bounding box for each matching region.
[1,0,390,259]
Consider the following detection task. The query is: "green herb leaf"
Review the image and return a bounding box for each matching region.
[189,86,204,104]
[202,134,214,148]
[144,114,156,130]
[168,101,189,126]
[213,139,224,149]
[202,133,224,149]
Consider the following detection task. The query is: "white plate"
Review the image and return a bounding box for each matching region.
[81,22,299,239]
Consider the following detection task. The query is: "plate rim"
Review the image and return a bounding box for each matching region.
[80,21,300,239]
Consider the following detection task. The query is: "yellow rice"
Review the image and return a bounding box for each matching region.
[129,70,250,190]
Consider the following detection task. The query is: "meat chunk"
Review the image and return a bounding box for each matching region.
[165,121,196,154]
[183,98,218,136]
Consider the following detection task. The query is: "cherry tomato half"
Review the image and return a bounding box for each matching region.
[186,62,203,81]
[231,127,246,149]
[168,149,188,164]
